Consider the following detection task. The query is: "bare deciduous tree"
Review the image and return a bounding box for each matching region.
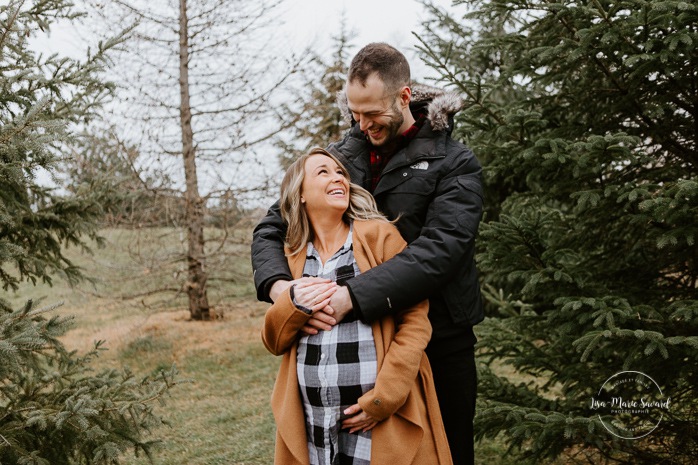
[84,0,306,319]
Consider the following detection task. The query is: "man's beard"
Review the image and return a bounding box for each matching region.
[368,102,404,147]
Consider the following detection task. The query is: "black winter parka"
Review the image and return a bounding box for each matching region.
[251,84,484,342]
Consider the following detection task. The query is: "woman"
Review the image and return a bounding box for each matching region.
[262,148,452,465]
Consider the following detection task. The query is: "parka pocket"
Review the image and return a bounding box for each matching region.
[375,170,436,197]
[455,176,484,228]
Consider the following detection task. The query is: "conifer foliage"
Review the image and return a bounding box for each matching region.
[0,300,176,465]
[275,24,353,169]
[420,0,697,463]
[1,1,176,463]
[0,0,112,291]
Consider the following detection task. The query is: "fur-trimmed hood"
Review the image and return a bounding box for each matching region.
[336,83,464,133]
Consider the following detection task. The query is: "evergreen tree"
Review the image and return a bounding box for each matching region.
[276,22,354,169]
[0,300,177,465]
[1,1,176,463]
[0,0,114,291]
[419,0,697,463]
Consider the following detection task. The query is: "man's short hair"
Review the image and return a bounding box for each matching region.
[348,43,411,96]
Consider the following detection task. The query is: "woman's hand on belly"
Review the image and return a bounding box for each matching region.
[341,403,379,434]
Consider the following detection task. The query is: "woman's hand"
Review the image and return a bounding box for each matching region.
[341,404,379,434]
[293,280,337,314]
[270,276,329,302]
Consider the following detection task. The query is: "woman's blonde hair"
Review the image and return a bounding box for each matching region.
[280,147,389,256]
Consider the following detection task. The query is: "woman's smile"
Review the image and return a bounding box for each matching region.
[301,154,350,212]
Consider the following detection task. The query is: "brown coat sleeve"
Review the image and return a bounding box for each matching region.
[261,287,312,356]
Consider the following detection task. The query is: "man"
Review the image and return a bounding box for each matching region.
[252,43,484,465]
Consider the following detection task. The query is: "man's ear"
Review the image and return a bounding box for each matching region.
[398,86,411,108]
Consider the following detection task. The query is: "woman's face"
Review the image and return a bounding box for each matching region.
[301,154,350,215]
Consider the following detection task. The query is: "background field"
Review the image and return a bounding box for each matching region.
[7,227,521,465]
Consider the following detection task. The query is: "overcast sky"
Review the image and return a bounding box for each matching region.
[34,0,458,80]
[281,0,457,79]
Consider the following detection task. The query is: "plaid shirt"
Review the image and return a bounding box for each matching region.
[369,113,426,192]
[296,226,377,465]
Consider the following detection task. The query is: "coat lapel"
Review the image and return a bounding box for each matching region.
[352,222,426,464]
[272,250,310,464]
[272,348,309,464]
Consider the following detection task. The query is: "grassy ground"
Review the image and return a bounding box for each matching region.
[6,227,525,465]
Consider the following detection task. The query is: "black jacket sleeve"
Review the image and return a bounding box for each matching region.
[346,147,484,323]
[251,201,292,303]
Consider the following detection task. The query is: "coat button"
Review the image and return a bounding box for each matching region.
[373,399,381,405]
[402,172,408,177]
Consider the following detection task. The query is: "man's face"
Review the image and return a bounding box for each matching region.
[346,74,409,147]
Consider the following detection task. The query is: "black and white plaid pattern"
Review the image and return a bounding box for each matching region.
[297,227,377,465]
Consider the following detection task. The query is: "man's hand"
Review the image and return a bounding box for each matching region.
[328,286,353,322]
[269,277,330,303]
[341,403,378,434]
[300,286,354,335]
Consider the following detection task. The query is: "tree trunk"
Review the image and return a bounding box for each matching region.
[178,0,210,320]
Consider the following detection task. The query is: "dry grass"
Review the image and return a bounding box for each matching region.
[63,298,280,465]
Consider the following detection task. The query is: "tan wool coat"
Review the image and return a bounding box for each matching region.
[262,219,453,465]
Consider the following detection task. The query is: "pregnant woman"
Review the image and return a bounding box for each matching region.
[261,147,452,465]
